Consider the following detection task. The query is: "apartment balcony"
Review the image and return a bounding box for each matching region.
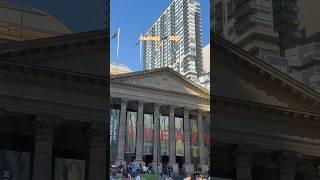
[234,1,255,20]
[235,0,253,9]
[234,15,256,35]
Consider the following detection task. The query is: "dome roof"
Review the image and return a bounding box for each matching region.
[0,0,71,41]
[110,63,132,75]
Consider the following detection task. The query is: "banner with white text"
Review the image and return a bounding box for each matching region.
[110,109,120,152]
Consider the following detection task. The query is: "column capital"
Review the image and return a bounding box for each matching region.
[154,103,162,109]
[169,105,178,110]
[137,100,145,106]
[87,122,106,145]
[196,109,203,113]
[184,106,191,111]
[33,115,60,138]
[121,98,130,104]
[278,151,301,173]
[233,144,253,168]
[197,110,203,118]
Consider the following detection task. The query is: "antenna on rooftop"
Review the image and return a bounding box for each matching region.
[19,0,25,40]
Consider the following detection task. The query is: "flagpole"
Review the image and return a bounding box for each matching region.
[139,33,142,64]
[117,27,120,63]
[19,0,25,40]
[95,0,98,29]
[115,27,120,74]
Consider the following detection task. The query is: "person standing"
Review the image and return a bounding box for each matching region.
[130,156,137,177]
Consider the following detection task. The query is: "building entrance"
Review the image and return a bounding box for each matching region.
[143,155,153,166]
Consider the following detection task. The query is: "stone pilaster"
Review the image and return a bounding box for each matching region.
[278,152,299,180]
[198,110,208,173]
[32,115,59,180]
[234,144,252,180]
[116,98,128,164]
[183,107,194,173]
[87,122,106,180]
[152,103,161,172]
[169,105,179,173]
[136,100,144,164]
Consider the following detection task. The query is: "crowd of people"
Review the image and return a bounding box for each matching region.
[109,157,210,179]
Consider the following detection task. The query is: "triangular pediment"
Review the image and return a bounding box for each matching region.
[111,68,209,98]
[213,33,320,112]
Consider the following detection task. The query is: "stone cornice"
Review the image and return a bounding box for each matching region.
[5,45,106,65]
[213,95,320,122]
[0,60,108,96]
[111,81,209,101]
[0,30,106,55]
[213,32,320,107]
[213,126,320,157]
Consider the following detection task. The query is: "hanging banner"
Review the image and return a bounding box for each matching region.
[110,109,120,152]
[143,114,153,155]
[125,111,137,153]
[175,117,184,156]
[203,117,210,157]
[54,158,86,180]
[0,150,30,180]
[191,119,199,157]
[160,116,169,156]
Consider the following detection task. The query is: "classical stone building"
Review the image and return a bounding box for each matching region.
[0,30,107,180]
[212,32,320,180]
[110,67,210,174]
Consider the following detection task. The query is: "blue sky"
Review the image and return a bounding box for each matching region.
[110,0,210,72]
[28,0,106,32]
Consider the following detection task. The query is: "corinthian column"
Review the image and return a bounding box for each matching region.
[87,122,106,180]
[32,115,59,180]
[183,107,194,173]
[136,100,144,164]
[169,105,179,173]
[278,152,299,180]
[116,98,128,164]
[152,103,161,172]
[198,110,208,173]
[234,144,252,180]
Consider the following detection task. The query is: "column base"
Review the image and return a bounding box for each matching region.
[183,163,194,174]
[152,162,162,174]
[198,164,209,174]
[169,162,179,174]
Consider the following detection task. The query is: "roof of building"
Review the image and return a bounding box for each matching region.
[0,0,71,41]
[213,32,320,111]
[110,63,132,75]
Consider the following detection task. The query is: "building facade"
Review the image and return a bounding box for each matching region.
[110,67,210,174]
[213,32,320,180]
[214,0,280,60]
[264,42,320,92]
[297,0,320,39]
[0,30,107,180]
[272,0,302,56]
[143,0,204,80]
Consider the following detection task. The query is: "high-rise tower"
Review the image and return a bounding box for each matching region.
[143,0,203,79]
